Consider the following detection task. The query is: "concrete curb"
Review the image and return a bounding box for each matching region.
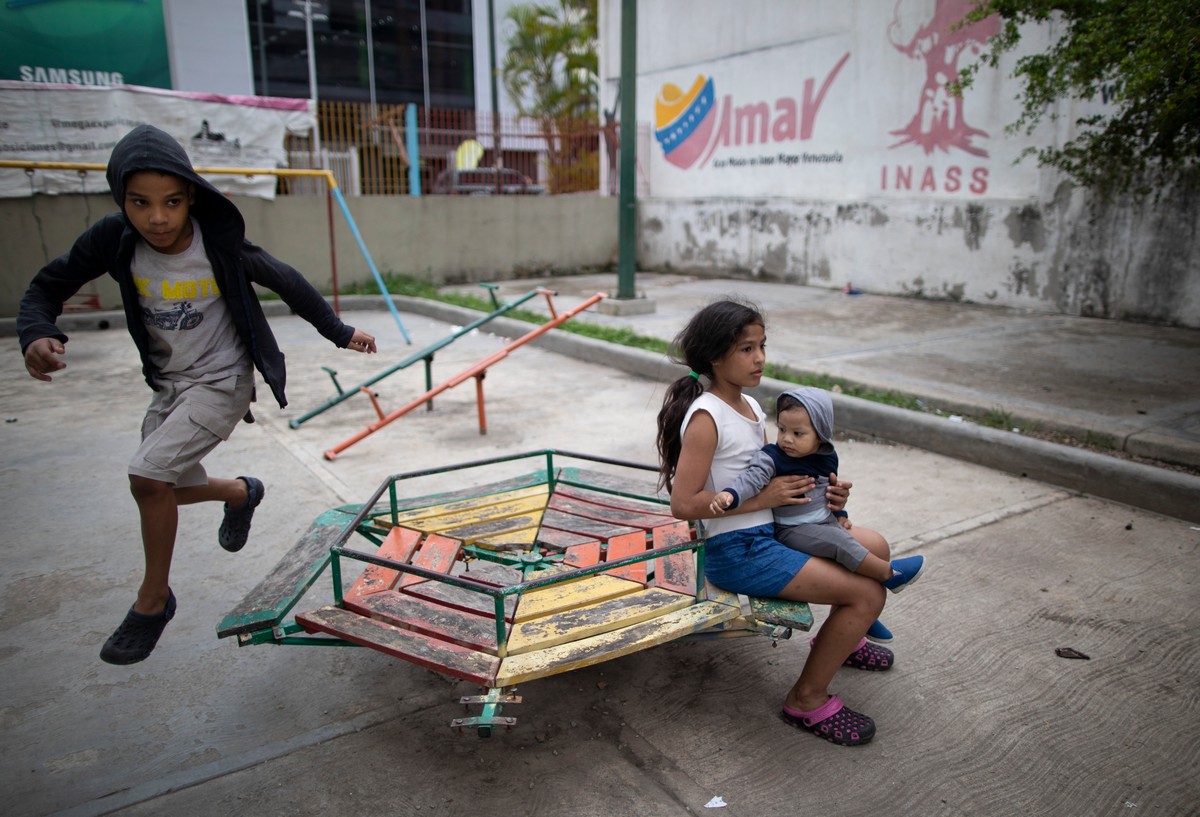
[392,299,1200,524]
[6,298,1198,523]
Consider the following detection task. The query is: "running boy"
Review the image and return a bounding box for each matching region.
[710,387,926,642]
[17,124,377,665]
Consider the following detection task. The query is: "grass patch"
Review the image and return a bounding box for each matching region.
[978,406,1014,430]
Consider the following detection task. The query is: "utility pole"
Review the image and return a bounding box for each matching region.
[616,0,637,300]
[289,0,327,167]
[488,0,503,194]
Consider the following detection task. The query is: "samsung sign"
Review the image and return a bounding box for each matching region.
[17,66,126,87]
[1,0,170,89]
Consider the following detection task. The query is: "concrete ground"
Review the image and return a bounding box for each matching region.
[1,278,1197,817]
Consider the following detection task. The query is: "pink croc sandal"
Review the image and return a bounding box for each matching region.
[810,636,895,671]
[781,695,876,746]
[842,637,893,671]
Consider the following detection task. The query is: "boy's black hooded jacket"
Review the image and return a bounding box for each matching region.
[16,124,355,408]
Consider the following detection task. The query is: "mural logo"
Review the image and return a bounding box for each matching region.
[887,0,1000,157]
[654,54,850,172]
[655,75,717,169]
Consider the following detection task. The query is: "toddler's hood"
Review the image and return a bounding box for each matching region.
[106,124,244,242]
[780,386,835,455]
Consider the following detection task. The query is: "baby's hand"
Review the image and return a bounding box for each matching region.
[709,491,733,515]
[838,516,853,531]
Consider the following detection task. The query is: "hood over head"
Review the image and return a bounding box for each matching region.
[106,124,244,242]
[779,386,836,455]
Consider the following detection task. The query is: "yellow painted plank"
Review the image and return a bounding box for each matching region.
[505,586,694,655]
[439,514,542,547]
[512,572,642,623]
[371,485,549,531]
[495,600,741,687]
[468,527,540,551]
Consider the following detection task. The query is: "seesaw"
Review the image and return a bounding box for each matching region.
[288,284,553,430]
[217,450,813,735]
[322,292,606,459]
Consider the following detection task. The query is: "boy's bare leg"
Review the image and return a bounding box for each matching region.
[128,475,179,615]
[127,476,247,614]
[174,476,247,508]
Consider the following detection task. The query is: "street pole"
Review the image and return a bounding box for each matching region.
[365,0,377,124]
[616,0,637,300]
[419,0,431,132]
[488,0,503,194]
[290,0,326,167]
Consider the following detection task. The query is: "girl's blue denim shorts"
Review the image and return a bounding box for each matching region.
[702,523,811,597]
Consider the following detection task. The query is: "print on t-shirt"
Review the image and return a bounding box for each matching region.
[136,274,220,332]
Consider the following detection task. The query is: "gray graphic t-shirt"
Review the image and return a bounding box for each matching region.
[133,219,250,382]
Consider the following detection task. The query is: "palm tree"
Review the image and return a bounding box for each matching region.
[501,0,598,192]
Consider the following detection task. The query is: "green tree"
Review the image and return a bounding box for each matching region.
[500,0,598,192]
[956,0,1200,195]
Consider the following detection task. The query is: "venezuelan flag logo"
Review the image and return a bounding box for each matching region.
[655,75,716,169]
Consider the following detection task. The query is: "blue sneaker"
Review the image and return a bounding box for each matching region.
[882,555,926,593]
[866,619,893,643]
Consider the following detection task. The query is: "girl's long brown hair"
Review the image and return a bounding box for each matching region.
[655,298,765,492]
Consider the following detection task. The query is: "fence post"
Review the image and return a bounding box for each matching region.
[406,103,421,197]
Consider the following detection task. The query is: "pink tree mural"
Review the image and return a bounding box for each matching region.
[888,0,1001,157]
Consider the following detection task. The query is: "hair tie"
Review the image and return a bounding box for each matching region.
[688,371,701,380]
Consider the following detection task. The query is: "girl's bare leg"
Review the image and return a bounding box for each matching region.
[774,558,885,713]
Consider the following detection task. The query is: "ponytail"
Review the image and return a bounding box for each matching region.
[656,373,706,492]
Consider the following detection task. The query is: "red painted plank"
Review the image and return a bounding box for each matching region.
[564,540,601,568]
[297,606,498,686]
[553,483,675,520]
[605,531,648,584]
[548,494,675,531]
[539,508,641,541]
[653,522,697,596]
[399,533,462,589]
[402,559,520,622]
[347,526,422,598]
[345,589,500,653]
[536,527,604,550]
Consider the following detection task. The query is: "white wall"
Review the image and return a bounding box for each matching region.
[595,0,1200,326]
[163,0,255,95]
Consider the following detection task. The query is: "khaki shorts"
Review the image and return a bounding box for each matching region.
[128,373,254,487]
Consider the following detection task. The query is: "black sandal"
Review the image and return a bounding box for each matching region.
[100,589,177,665]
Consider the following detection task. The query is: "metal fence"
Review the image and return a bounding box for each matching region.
[281,101,638,197]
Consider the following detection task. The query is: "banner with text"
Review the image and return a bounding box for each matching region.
[0,82,316,199]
